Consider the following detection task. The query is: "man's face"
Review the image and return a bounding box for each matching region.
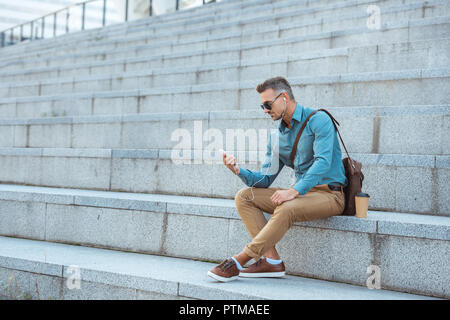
[260,88,285,121]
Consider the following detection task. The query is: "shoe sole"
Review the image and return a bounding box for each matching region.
[239,271,286,278]
[207,271,238,282]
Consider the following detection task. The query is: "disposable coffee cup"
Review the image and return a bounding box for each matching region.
[355,192,370,218]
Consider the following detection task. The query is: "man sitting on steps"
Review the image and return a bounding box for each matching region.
[207,76,348,282]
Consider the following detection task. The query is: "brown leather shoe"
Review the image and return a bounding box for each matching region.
[239,257,285,278]
[207,258,240,282]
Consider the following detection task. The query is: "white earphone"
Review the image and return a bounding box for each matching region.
[220,94,286,202]
[220,149,272,202]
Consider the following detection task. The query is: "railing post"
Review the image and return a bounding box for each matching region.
[10,28,14,45]
[81,3,86,30]
[41,17,45,39]
[30,21,34,41]
[125,0,128,22]
[65,9,69,33]
[103,0,107,26]
[53,13,57,37]
[176,0,179,11]
[149,0,152,16]
[1,32,4,48]
[20,24,23,41]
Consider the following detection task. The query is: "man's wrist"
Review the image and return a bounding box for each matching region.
[290,188,300,196]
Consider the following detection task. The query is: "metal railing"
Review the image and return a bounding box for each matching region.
[1,0,218,48]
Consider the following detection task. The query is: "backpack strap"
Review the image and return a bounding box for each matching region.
[290,108,354,169]
[290,110,318,165]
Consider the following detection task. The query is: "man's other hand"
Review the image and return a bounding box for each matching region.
[270,188,299,205]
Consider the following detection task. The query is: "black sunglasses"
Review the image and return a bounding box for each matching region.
[260,92,284,110]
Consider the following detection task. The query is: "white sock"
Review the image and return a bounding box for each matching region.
[265,257,282,265]
[231,257,243,270]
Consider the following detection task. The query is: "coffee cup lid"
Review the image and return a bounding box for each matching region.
[356,192,370,197]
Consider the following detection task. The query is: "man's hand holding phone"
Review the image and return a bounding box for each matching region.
[220,149,240,175]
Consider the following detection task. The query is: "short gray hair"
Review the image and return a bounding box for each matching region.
[256,76,295,101]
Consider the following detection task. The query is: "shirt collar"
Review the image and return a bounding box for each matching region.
[278,102,303,133]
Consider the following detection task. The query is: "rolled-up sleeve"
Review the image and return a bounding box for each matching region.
[293,112,334,195]
[237,130,284,188]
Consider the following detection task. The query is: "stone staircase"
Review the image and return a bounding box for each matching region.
[0,0,448,300]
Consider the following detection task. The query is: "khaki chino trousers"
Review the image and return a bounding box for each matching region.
[235,184,345,261]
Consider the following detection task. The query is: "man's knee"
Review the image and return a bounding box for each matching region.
[235,187,252,203]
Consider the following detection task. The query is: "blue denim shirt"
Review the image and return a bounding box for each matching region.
[237,102,348,195]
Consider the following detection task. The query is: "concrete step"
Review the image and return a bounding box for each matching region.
[0,105,448,157]
[1,38,449,98]
[0,147,447,216]
[0,236,439,300]
[0,0,435,61]
[0,0,447,302]
[0,184,448,298]
[2,0,446,68]
[0,0,335,56]
[2,5,449,72]
[0,68,448,117]
[104,0,450,50]
[1,36,448,86]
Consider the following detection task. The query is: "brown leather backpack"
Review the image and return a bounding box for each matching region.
[290,108,364,216]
